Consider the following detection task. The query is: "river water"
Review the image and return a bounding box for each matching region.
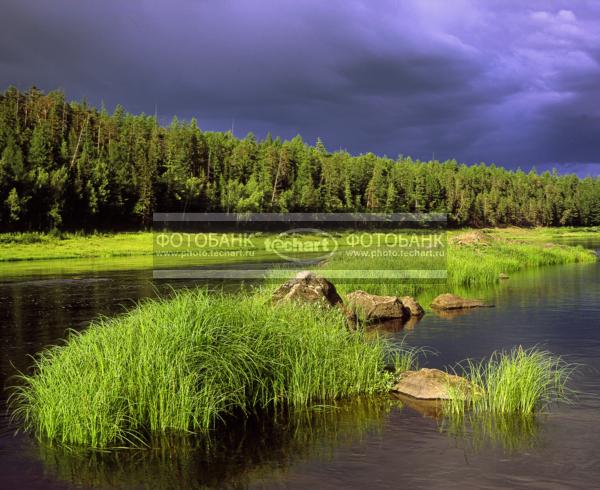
[0,241,599,489]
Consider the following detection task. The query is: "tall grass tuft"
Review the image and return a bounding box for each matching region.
[10,289,413,448]
[443,346,574,417]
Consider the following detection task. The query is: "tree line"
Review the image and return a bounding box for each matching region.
[1,86,599,231]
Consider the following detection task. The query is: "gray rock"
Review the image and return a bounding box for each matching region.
[346,290,406,322]
[400,296,425,317]
[272,271,342,307]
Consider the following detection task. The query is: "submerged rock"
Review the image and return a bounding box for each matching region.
[430,293,493,310]
[346,290,406,322]
[400,296,425,317]
[272,271,342,307]
[499,272,509,280]
[392,368,473,400]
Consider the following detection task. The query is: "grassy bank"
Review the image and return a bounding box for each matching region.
[2,227,597,264]
[0,232,154,261]
[10,289,414,448]
[317,233,597,299]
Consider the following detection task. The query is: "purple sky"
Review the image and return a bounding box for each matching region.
[1,0,599,175]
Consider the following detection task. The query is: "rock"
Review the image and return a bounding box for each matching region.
[346,290,406,322]
[272,271,342,307]
[392,368,473,400]
[499,272,509,280]
[400,296,425,317]
[430,293,493,310]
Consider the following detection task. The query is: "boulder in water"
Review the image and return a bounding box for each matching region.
[431,293,493,310]
[392,368,473,400]
[346,290,406,322]
[400,296,425,317]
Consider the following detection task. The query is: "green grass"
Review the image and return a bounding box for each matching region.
[447,240,596,287]
[0,228,596,290]
[439,346,575,453]
[315,234,596,300]
[10,289,414,448]
[489,226,600,241]
[443,346,574,417]
[0,232,154,261]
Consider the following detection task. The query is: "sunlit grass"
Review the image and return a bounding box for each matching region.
[443,346,574,417]
[448,241,596,287]
[10,289,416,448]
[317,238,596,298]
[0,231,154,261]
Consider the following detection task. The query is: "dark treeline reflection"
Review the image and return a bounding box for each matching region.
[1,86,599,231]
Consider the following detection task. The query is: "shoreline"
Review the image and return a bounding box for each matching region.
[1,227,598,263]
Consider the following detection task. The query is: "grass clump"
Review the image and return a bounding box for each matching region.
[444,346,574,417]
[10,289,412,448]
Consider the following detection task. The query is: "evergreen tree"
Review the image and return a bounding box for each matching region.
[0,86,598,230]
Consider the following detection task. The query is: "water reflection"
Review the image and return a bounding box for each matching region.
[368,316,423,332]
[394,393,542,454]
[34,398,399,489]
[441,413,540,455]
[31,392,553,489]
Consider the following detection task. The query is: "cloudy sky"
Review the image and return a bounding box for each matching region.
[1,0,599,174]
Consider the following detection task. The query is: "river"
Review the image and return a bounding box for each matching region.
[1,240,599,489]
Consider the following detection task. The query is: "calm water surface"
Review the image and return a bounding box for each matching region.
[0,241,599,489]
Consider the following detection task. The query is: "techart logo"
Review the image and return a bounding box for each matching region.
[265,228,338,263]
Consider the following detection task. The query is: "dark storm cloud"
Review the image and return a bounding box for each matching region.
[1,0,599,172]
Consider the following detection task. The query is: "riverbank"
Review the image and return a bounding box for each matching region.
[1,227,597,263]
[0,232,154,262]
[314,229,596,301]
[2,229,596,303]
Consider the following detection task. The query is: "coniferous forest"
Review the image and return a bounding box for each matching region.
[0,86,599,231]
